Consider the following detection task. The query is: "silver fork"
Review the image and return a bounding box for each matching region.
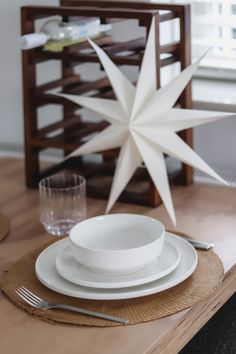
[15,286,129,325]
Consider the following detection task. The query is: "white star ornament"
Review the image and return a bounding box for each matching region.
[58,19,233,225]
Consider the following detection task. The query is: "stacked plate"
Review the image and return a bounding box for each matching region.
[35,214,198,300]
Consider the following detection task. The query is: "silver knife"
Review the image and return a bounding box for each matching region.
[183,237,214,250]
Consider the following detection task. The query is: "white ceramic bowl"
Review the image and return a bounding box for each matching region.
[69,214,165,275]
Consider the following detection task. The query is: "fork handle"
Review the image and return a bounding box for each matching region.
[53,304,129,325]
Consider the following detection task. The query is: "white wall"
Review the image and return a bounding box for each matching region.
[193,80,236,170]
[0,0,59,151]
[194,116,236,170]
[0,0,236,171]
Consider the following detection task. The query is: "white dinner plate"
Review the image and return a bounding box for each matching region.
[55,238,180,289]
[35,232,198,300]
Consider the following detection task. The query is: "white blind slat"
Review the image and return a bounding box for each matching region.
[171,0,236,70]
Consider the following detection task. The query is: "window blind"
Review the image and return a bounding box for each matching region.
[172,0,236,74]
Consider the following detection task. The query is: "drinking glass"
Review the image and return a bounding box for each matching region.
[39,174,86,236]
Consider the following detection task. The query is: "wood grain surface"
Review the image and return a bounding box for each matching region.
[0,157,236,354]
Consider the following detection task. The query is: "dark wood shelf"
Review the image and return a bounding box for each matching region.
[21,1,193,207]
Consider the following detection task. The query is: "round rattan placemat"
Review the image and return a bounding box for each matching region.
[0,233,224,327]
[0,213,10,242]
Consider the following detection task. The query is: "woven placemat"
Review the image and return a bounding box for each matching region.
[1,232,224,327]
[0,213,10,242]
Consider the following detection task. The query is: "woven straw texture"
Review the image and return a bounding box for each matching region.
[0,213,10,242]
[1,233,224,327]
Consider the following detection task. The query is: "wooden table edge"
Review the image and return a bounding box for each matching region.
[146,264,236,354]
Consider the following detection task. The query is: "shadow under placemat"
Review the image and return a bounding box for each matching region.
[180,293,236,354]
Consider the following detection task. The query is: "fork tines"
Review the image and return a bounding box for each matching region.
[15,286,42,307]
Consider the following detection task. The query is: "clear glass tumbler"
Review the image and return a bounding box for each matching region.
[39,174,86,236]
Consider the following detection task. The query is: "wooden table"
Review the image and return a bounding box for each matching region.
[0,157,236,354]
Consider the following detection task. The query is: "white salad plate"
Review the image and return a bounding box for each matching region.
[55,238,180,289]
[35,232,198,300]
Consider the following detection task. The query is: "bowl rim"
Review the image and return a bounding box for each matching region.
[69,213,165,253]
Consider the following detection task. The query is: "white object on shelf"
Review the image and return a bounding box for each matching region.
[20,32,49,50]
[20,18,111,50]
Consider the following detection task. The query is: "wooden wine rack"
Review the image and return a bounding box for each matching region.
[21,1,192,208]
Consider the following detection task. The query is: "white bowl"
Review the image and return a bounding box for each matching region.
[69,214,165,275]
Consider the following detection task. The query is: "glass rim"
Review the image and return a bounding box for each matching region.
[39,173,86,191]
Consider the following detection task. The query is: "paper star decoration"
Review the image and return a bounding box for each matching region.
[58,18,233,225]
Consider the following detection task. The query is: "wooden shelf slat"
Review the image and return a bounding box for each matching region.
[35,74,81,95]
[32,121,108,149]
[62,77,110,95]
[22,5,158,22]
[35,77,111,106]
[32,48,179,67]
[37,115,81,136]
[61,0,187,17]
